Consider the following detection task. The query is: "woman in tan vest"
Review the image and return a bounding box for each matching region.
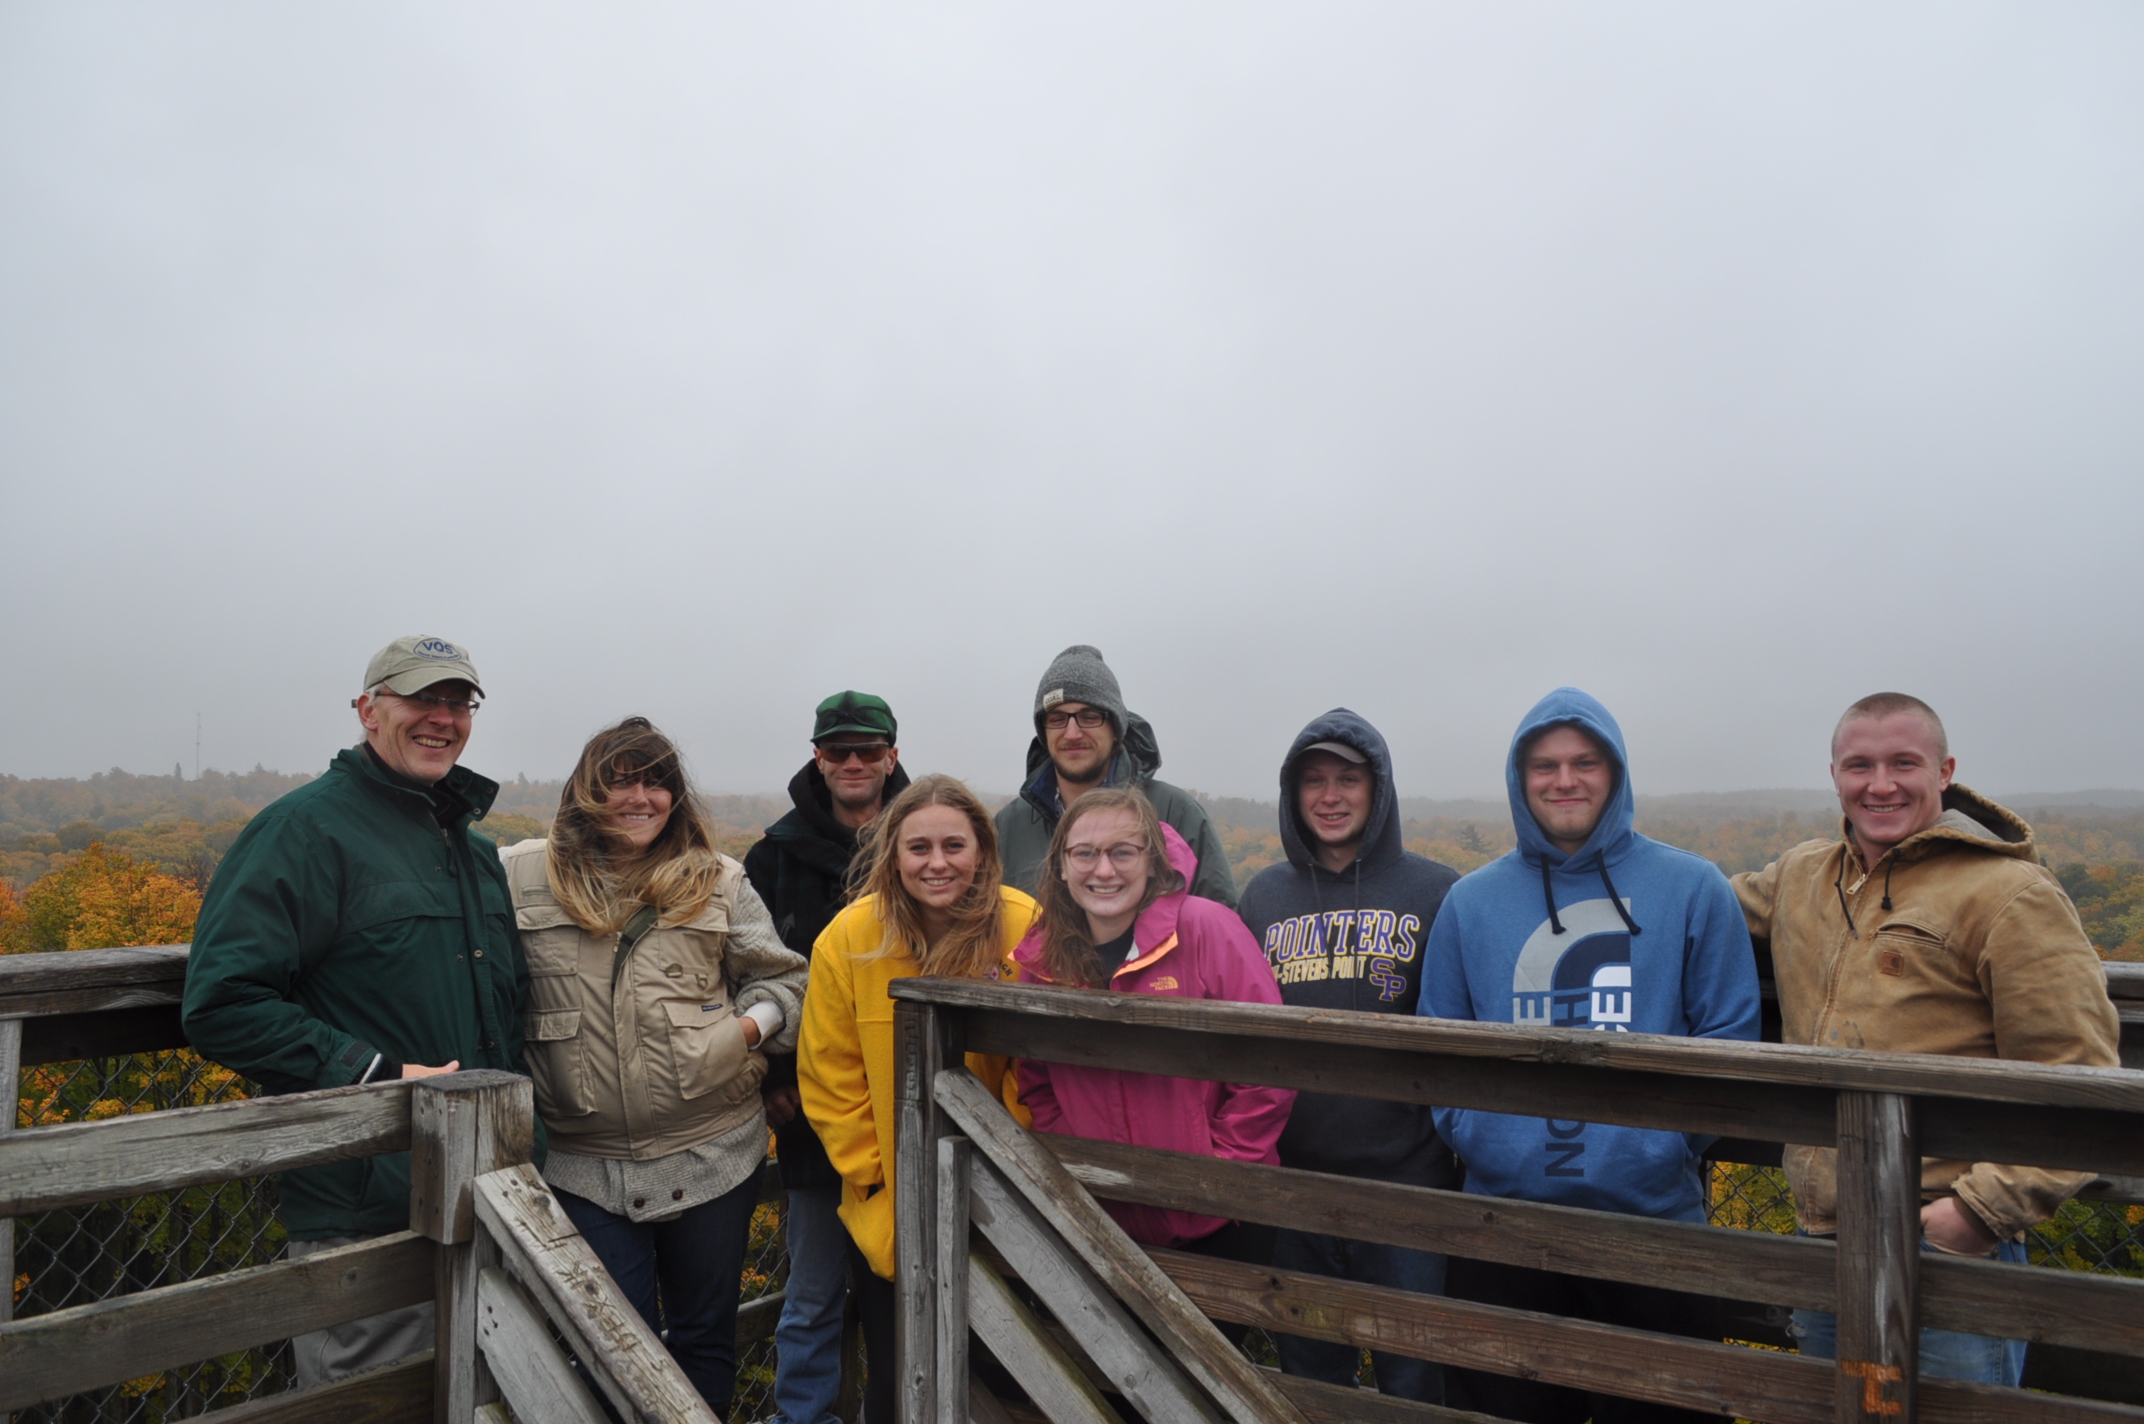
[501,717,807,1415]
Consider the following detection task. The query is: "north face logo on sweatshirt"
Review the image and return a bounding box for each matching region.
[1511,898,1635,1031]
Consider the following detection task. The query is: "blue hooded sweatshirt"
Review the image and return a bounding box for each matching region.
[1415,688,1759,1223]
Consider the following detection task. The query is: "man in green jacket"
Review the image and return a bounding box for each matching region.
[183,635,534,1386]
[994,644,1236,907]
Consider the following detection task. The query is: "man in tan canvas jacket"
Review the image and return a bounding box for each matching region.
[1733,691,2119,1388]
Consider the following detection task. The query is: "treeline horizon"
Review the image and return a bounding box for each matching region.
[6,764,2144,960]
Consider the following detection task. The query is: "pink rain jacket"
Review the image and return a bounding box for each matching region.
[1013,823,1295,1247]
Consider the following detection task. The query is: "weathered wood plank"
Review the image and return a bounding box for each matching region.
[1265,1369,1510,1424]
[0,984,186,1020]
[472,1163,719,1424]
[18,1002,190,1065]
[1920,1381,2144,1424]
[410,1070,534,1246]
[1045,1130,1836,1309]
[1834,1092,1919,1424]
[0,944,189,998]
[1157,1246,1832,1424]
[967,1252,1125,1424]
[933,1067,1306,1424]
[412,1071,531,1424]
[967,1006,1839,1149]
[892,977,2144,1113]
[954,1000,2144,1177]
[475,1266,609,1424]
[936,1137,973,1424]
[895,998,958,1424]
[0,1016,18,1336]
[192,1352,433,1424]
[2105,964,2144,1002]
[968,1374,1019,1424]
[966,1154,1224,1424]
[0,1078,413,1216]
[0,1232,434,1411]
[1039,1133,2144,1359]
[474,1407,510,1424]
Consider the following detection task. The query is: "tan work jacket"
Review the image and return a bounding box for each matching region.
[501,839,806,1160]
[1733,787,2120,1240]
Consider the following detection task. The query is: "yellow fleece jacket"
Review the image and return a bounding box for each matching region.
[797,887,1036,1279]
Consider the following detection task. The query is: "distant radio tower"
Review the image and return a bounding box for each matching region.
[195,713,202,781]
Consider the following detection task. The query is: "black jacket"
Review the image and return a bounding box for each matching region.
[743,758,911,1189]
[1238,709,1460,1187]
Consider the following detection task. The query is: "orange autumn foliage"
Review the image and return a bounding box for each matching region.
[3,843,201,954]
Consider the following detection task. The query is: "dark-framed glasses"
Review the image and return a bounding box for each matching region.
[1044,708,1108,731]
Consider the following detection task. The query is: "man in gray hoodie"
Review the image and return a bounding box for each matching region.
[994,644,1236,907]
[1239,708,1460,1403]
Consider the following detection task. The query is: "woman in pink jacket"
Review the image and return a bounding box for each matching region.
[1014,787,1294,1294]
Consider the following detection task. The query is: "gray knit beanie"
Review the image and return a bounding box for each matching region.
[1033,644,1127,736]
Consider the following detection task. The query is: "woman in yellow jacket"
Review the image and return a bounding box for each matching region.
[798,774,1034,1424]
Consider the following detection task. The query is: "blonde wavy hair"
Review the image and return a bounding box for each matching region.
[854,774,1006,978]
[546,717,722,935]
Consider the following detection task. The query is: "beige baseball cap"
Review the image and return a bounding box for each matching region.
[361,636,484,698]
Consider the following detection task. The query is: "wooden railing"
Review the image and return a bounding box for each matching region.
[0,946,724,1424]
[889,975,2144,1424]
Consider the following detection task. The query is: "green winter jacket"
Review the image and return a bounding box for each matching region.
[995,713,1238,909]
[183,745,536,1240]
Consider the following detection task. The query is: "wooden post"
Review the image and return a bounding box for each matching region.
[935,1137,971,1424]
[409,1071,535,1424]
[894,998,960,1424]
[1834,1091,1918,1423]
[1,1016,20,1424]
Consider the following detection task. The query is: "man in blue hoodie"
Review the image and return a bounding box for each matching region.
[1417,688,1759,1424]
[1239,709,1460,1405]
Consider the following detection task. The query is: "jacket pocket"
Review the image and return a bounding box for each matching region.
[516,902,584,980]
[662,999,758,1101]
[525,1008,597,1118]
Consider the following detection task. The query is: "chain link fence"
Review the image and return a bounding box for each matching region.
[12,1049,804,1423]
[13,1050,289,1424]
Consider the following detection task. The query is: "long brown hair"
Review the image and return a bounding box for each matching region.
[1030,787,1183,988]
[546,717,722,934]
[854,774,1006,978]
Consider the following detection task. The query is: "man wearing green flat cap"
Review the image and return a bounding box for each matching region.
[184,635,535,1386]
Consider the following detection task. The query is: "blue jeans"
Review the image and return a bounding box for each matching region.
[1271,1227,1447,1404]
[773,1185,851,1424]
[1788,1238,2029,1387]
[555,1169,761,1415]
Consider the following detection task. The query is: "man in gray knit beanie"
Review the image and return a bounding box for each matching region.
[993,644,1237,907]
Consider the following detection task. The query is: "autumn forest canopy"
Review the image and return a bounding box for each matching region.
[4,765,2142,960]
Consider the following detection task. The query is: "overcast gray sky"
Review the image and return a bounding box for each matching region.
[4,3,2140,801]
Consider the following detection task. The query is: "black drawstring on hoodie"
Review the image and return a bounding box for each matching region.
[1832,852,1897,938]
[1597,862,1643,935]
[1540,855,1642,936]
